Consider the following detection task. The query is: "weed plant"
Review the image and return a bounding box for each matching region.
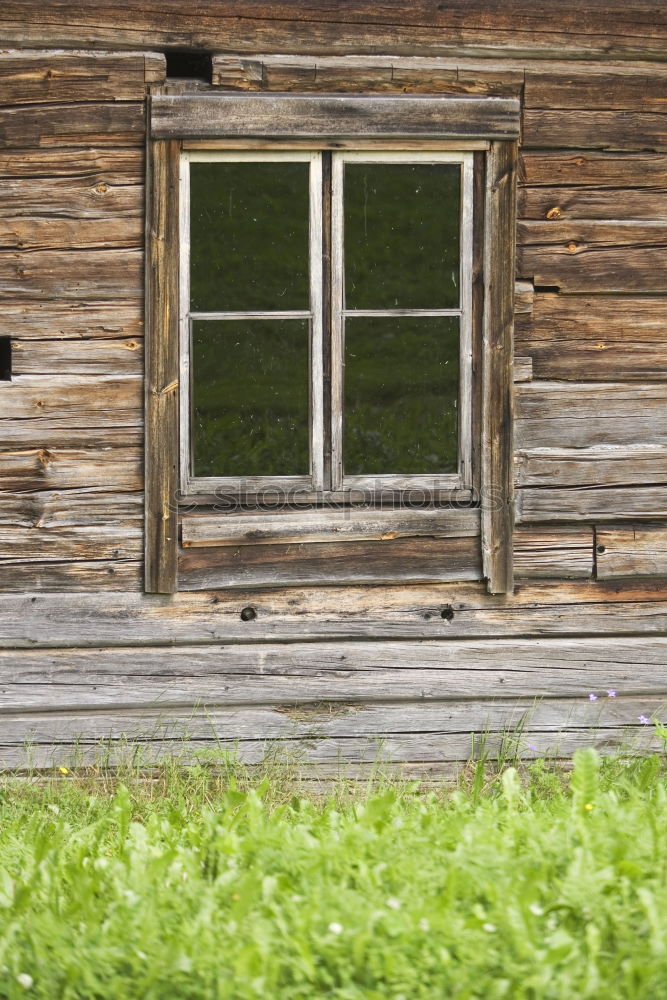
[0,750,666,999]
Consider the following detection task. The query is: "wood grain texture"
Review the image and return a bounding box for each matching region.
[0,248,143,300]
[518,487,667,523]
[519,186,667,222]
[0,448,142,491]
[0,177,142,221]
[145,139,180,594]
[0,561,142,593]
[179,535,483,590]
[524,68,667,112]
[2,579,667,648]
[2,2,667,61]
[515,383,667,449]
[182,508,480,548]
[0,102,145,150]
[482,140,516,594]
[597,525,667,579]
[515,447,667,488]
[517,222,667,293]
[0,301,143,341]
[151,93,521,140]
[11,337,143,375]
[0,147,144,181]
[522,110,667,152]
[0,218,143,253]
[0,50,164,103]
[520,152,667,189]
[514,527,593,579]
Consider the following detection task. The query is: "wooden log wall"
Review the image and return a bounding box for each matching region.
[0,27,667,773]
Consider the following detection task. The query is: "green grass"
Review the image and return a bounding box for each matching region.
[1,751,667,998]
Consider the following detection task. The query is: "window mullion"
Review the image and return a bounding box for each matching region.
[310,151,325,493]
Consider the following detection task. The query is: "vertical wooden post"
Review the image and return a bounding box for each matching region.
[482,139,517,594]
[145,137,180,593]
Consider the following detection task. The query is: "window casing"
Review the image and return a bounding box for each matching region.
[145,90,519,595]
[179,148,474,501]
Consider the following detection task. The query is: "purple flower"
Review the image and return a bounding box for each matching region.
[638,715,650,725]
[607,690,617,698]
[589,693,598,702]
[528,745,538,752]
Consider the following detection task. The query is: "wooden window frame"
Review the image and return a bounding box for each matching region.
[145,92,519,595]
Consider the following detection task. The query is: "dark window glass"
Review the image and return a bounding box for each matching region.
[344,162,461,310]
[190,161,310,312]
[191,319,310,477]
[344,316,459,476]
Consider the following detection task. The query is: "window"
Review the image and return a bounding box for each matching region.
[180,149,473,500]
[146,91,519,594]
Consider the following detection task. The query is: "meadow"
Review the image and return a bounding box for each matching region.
[0,749,666,999]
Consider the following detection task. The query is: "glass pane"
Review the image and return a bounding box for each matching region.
[190,161,310,312]
[192,319,310,478]
[344,162,461,310]
[344,316,459,476]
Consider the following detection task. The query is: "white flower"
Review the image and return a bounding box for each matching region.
[419,918,430,932]
[529,902,544,916]
[16,974,33,989]
[328,922,343,935]
[386,897,401,910]
[482,922,497,933]
[47,804,60,815]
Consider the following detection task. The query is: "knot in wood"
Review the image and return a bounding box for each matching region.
[546,206,562,220]
[566,242,578,253]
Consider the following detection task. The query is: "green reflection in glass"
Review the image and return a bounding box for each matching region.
[190,161,310,312]
[192,320,309,478]
[344,316,459,476]
[344,162,461,310]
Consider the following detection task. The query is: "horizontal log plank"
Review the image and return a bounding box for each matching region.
[179,535,483,589]
[514,527,592,579]
[522,110,667,151]
[0,374,142,427]
[0,447,142,491]
[0,560,142,593]
[524,70,667,112]
[0,490,142,529]
[520,152,667,189]
[0,177,142,221]
[597,525,667,579]
[513,356,533,382]
[3,638,667,708]
[516,382,667,448]
[182,508,480,548]
[0,248,143,299]
[0,147,144,180]
[518,487,667,523]
[0,102,145,149]
[519,186,667,222]
[0,51,163,102]
[515,447,667,488]
[517,221,667,293]
[0,695,662,771]
[11,337,143,375]
[2,4,667,61]
[2,579,667,647]
[0,218,143,252]
[0,525,142,563]
[0,301,143,341]
[151,93,521,140]
[517,341,667,382]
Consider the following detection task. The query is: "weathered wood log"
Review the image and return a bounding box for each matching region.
[0,102,145,149]
[2,3,667,61]
[517,221,667,293]
[514,527,592,579]
[0,375,142,427]
[0,248,143,300]
[0,447,142,491]
[0,301,143,341]
[518,487,667,523]
[513,357,533,382]
[2,579,667,647]
[182,508,480,548]
[0,218,143,252]
[515,447,667,488]
[0,525,142,563]
[0,148,144,180]
[520,151,667,188]
[519,186,667,222]
[11,337,143,375]
[151,93,521,140]
[522,110,667,151]
[516,383,667,449]
[0,490,142,529]
[524,69,667,112]
[597,525,667,579]
[0,560,142,593]
[0,176,142,220]
[2,638,667,708]
[179,535,484,590]
[0,51,164,102]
